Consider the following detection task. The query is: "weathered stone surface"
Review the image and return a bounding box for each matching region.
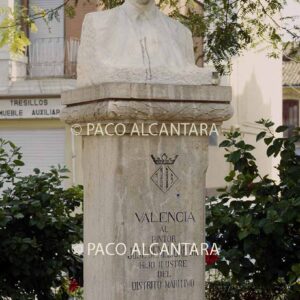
[60,82,233,124]
[61,100,233,124]
[61,83,232,300]
[83,135,208,300]
[61,82,231,106]
[77,0,212,87]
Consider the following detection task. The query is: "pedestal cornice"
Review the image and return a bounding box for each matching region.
[61,82,233,124]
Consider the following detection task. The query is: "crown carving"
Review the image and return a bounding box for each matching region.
[151,153,178,165]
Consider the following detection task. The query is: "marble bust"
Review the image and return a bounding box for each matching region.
[77,0,212,87]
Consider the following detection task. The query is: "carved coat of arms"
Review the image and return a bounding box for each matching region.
[151,153,178,193]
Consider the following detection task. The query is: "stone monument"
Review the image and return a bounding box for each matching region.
[61,1,232,299]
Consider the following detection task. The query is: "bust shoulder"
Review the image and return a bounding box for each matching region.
[83,7,121,26]
[160,12,192,38]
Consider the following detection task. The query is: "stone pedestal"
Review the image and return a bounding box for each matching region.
[61,82,232,300]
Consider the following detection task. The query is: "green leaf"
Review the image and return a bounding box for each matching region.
[15,213,24,219]
[225,170,236,182]
[291,263,300,275]
[275,125,289,133]
[228,150,241,163]
[8,141,16,149]
[219,140,232,147]
[263,222,275,234]
[244,152,255,160]
[230,261,241,274]
[265,121,275,128]
[264,136,274,145]
[217,260,230,277]
[267,145,276,157]
[13,159,24,166]
[244,144,255,151]
[29,22,38,33]
[267,209,278,221]
[238,230,250,240]
[256,131,266,141]
[236,141,246,149]
[33,168,40,174]
[232,131,241,138]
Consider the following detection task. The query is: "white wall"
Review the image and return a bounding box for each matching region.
[206,47,282,191]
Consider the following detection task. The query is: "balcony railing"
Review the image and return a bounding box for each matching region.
[27,37,80,78]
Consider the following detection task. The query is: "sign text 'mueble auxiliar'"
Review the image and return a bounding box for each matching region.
[0,98,62,119]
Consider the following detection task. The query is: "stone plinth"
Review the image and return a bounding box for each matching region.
[61,82,232,300]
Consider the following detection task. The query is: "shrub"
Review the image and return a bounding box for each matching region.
[0,139,83,300]
[206,120,300,299]
[205,280,287,300]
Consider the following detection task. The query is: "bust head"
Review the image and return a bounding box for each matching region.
[128,0,153,6]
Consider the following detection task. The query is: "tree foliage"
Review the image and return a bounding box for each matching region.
[0,0,299,73]
[206,120,300,299]
[0,139,83,300]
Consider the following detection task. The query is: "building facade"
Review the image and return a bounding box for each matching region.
[283,60,300,155]
[0,0,96,181]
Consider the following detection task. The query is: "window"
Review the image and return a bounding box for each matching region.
[26,0,95,78]
[28,0,65,77]
[283,100,299,137]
